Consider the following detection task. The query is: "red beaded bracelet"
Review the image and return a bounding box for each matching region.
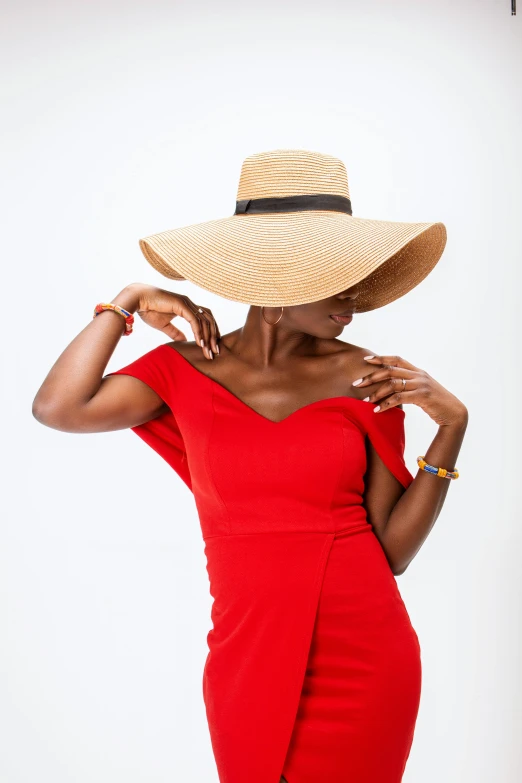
[93,302,135,336]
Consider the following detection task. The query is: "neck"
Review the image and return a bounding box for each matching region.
[225,306,318,368]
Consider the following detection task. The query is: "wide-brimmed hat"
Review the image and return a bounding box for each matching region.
[138,149,447,312]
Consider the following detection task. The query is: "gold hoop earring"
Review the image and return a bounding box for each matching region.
[261,306,284,325]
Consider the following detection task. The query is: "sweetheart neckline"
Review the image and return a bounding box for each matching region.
[159,343,404,425]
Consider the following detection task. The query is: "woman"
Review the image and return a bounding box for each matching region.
[33,149,468,783]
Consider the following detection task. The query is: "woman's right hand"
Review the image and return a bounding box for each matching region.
[32,282,221,433]
[130,283,221,360]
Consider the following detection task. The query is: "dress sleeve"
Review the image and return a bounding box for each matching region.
[363,407,415,490]
[104,345,192,491]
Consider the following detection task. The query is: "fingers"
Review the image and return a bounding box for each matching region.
[162,322,188,342]
[197,306,221,357]
[138,290,220,357]
[372,390,417,412]
[363,354,419,372]
[179,296,220,360]
[175,296,207,350]
[197,308,213,358]
[359,378,419,409]
[352,366,417,390]
[352,354,425,411]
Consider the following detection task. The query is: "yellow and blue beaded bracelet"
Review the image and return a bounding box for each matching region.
[417,456,459,480]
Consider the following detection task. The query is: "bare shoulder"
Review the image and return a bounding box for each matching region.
[163,339,208,368]
[318,338,375,371]
[164,328,242,363]
[323,340,404,409]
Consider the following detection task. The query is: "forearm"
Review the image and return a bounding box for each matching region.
[32,283,141,419]
[381,414,468,574]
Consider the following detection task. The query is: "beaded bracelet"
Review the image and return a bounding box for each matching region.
[417,456,459,480]
[93,302,135,336]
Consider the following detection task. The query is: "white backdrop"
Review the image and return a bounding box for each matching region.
[2,1,521,781]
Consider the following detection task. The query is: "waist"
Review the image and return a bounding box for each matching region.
[194,487,370,539]
[334,521,373,540]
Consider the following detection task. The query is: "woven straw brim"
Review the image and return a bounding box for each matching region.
[138,212,447,312]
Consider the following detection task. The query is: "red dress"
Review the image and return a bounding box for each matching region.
[106,342,422,783]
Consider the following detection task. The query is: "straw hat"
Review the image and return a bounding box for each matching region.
[138,149,447,312]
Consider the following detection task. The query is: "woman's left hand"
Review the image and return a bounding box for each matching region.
[354,354,468,428]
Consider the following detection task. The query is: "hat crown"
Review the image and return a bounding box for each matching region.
[236,149,350,201]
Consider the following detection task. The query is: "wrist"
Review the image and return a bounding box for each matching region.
[451,406,469,428]
[440,411,469,432]
[112,283,146,313]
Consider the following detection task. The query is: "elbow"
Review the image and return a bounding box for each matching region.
[32,399,58,428]
[32,396,70,430]
[32,396,50,425]
[381,541,409,576]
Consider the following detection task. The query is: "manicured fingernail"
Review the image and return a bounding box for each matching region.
[352,378,363,386]
[215,344,220,354]
[363,396,370,402]
[200,338,205,347]
[373,405,380,412]
[364,355,375,361]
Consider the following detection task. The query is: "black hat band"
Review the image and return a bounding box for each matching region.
[235,193,352,216]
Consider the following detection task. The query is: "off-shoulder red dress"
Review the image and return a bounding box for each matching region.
[106,342,422,783]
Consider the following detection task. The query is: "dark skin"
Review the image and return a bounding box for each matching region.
[33,281,468,581]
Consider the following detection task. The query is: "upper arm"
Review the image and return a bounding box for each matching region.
[34,340,176,436]
[35,372,169,434]
[356,345,406,538]
[84,374,169,433]
[362,436,406,540]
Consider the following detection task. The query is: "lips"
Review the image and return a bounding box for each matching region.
[329,314,353,325]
